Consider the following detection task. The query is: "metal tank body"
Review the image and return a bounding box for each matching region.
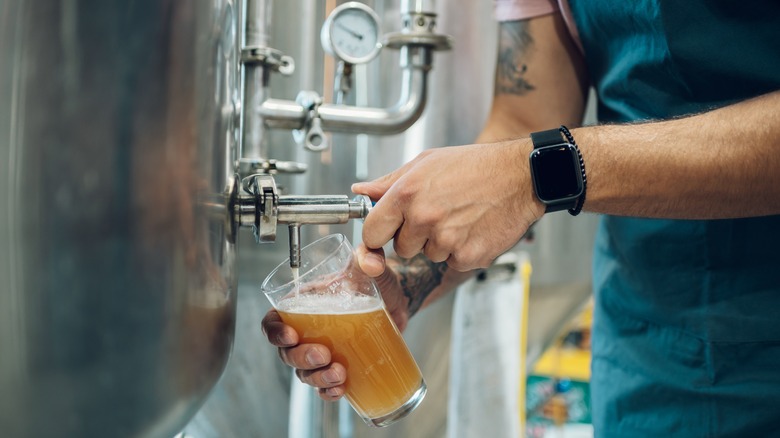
[0,1,240,437]
[185,1,596,437]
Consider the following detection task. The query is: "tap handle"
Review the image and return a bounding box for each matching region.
[350,194,373,219]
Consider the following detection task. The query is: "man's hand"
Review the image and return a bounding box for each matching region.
[352,141,545,272]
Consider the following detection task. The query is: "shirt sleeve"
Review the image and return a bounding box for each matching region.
[494,0,559,22]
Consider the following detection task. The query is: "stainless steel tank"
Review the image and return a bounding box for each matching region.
[0,1,240,437]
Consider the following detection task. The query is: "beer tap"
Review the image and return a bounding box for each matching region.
[233,174,372,269]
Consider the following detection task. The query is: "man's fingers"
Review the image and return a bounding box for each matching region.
[279,344,332,370]
[393,224,427,259]
[318,386,346,401]
[356,244,386,278]
[422,240,449,263]
[261,309,298,347]
[353,157,426,250]
[295,362,347,389]
[361,197,404,250]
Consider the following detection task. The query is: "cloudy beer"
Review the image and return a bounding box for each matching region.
[262,234,426,427]
[276,293,425,424]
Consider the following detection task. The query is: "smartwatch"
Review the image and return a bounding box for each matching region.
[529,128,584,213]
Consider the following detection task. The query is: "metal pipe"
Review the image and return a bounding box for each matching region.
[288,224,301,269]
[317,63,427,134]
[245,0,270,47]
[277,195,371,225]
[243,68,270,158]
[402,0,436,14]
[242,0,272,159]
[260,46,432,135]
[258,98,307,130]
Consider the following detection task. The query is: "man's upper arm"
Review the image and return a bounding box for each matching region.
[478,13,589,142]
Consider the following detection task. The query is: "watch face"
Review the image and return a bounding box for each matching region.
[530,144,583,202]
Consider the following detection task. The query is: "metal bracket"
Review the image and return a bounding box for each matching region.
[292,90,329,152]
[240,46,295,76]
[241,174,279,243]
[383,12,453,51]
[237,157,308,176]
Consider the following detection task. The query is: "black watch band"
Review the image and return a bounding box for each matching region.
[530,129,566,150]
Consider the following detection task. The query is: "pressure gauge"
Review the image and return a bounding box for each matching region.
[321,2,382,64]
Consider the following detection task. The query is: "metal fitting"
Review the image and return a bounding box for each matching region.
[240,46,295,76]
[232,174,372,267]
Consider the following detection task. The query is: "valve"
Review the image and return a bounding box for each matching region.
[233,174,372,268]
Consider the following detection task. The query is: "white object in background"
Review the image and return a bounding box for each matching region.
[289,376,318,438]
[447,252,529,438]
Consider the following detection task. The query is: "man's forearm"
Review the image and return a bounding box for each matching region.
[575,90,780,219]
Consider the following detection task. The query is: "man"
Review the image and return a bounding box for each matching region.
[264,1,780,435]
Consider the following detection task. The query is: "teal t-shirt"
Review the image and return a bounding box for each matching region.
[568,1,780,435]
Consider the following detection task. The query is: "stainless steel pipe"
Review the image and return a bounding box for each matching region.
[277,195,372,225]
[260,46,431,135]
[241,0,273,159]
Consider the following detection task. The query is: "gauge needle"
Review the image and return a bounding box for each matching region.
[337,23,364,41]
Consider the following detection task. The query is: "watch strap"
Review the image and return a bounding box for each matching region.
[530,129,564,149]
[560,125,587,216]
[542,198,573,213]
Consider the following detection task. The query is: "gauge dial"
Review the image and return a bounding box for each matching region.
[321,2,382,64]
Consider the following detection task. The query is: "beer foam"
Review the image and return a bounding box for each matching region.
[277,293,382,314]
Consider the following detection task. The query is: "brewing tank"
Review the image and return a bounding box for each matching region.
[0,1,240,436]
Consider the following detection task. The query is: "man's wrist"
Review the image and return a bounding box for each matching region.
[387,253,448,318]
[516,138,548,220]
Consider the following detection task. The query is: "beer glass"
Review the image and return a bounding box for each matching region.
[261,234,427,427]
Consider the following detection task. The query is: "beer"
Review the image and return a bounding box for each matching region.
[276,294,424,421]
[263,233,426,426]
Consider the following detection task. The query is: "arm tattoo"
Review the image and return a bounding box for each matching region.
[390,254,449,317]
[495,20,535,96]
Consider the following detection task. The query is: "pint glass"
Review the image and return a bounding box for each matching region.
[261,234,426,427]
